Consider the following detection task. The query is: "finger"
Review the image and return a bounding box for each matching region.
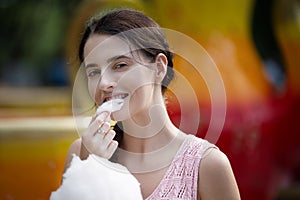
[96,122,110,136]
[83,112,109,138]
[106,140,118,159]
[103,130,116,145]
[95,111,110,124]
[91,130,116,159]
[89,107,105,125]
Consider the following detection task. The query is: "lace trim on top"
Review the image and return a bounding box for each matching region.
[145,134,217,200]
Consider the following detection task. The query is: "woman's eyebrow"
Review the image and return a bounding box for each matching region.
[85,55,131,68]
[85,63,98,69]
[106,55,131,63]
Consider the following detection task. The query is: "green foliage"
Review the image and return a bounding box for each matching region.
[0,0,81,85]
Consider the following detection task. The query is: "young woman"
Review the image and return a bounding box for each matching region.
[64,8,240,200]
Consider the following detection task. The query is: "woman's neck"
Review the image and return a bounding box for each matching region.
[119,94,180,153]
[115,117,185,173]
[121,118,180,153]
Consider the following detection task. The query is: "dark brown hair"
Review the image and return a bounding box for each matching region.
[78,8,174,93]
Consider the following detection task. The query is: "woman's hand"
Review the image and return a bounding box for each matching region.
[80,111,118,160]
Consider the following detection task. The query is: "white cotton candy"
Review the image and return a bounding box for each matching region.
[77,99,124,129]
[96,99,124,122]
[50,154,143,200]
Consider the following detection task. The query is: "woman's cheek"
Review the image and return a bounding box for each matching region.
[88,81,98,101]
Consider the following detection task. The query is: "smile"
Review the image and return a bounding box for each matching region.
[104,94,128,102]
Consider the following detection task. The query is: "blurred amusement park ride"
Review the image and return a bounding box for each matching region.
[0,0,300,199]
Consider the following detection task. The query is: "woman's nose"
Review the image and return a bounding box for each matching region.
[97,74,117,92]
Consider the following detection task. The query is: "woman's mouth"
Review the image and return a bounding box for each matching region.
[104,93,128,103]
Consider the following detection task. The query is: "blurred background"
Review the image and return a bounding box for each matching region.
[0,0,299,199]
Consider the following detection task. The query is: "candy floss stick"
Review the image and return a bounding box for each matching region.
[96,99,124,123]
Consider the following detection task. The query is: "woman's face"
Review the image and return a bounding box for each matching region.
[83,34,158,122]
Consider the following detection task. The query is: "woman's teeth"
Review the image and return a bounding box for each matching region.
[106,94,128,102]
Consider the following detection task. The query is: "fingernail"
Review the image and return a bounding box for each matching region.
[99,111,109,118]
[98,111,110,119]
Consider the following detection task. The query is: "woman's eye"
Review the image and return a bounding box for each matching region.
[87,70,101,77]
[114,62,128,70]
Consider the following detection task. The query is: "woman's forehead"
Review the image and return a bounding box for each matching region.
[84,34,131,65]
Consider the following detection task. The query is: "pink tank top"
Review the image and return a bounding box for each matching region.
[145,134,217,200]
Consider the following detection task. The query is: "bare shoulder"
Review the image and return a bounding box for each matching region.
[63,138,82,172]
[201,148,231,173]
[198,148,240,200]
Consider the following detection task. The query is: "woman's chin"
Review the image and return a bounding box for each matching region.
[111,110,127,122]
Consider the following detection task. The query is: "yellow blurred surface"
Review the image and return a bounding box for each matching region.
[0,116,77,199]
[0,87,72,117]
[0,86,76,199]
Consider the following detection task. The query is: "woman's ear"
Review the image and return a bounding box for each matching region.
[155,53,168,83]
